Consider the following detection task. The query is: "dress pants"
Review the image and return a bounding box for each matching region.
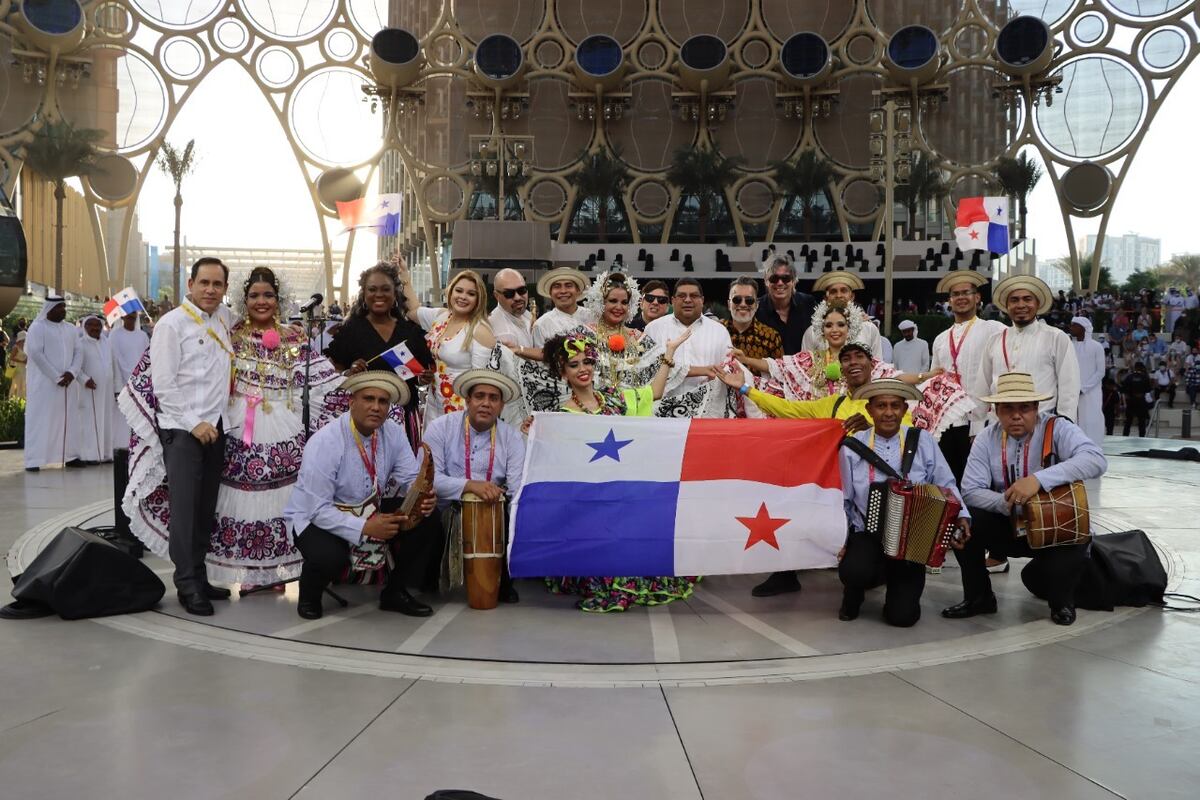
[1123,400,1148,437]
[951,508,1088,609]
[937,423,972,485]
[839,532,926,628]
[160,426,224,594]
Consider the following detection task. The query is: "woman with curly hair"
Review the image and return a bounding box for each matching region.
[121,267,346,588]
[535,330,698,612]
[324,256,433,447]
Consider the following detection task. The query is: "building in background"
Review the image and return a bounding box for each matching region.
[1083,233,1161,286]
[159,245,343,307]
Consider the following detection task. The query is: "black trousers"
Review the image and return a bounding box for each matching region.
[937,423,972,485]
[160,426,224,594]
[1123,402,1149,437]
[839,532,926,628]
[951,508,1088,609]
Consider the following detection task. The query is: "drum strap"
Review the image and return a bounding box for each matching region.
[841,428,922,481]
[1041,416,1064,468]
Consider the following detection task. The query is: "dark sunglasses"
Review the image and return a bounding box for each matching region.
[643,294,670,305]
[730,296,757,306]
[499,287,528,299]
[767,275,793,285]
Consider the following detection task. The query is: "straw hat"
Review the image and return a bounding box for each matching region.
[935,271,988,294]
[979,372,1052,404]
[536,266,588,298]
[812,271,865,293]
[453,369,520,403]
[339,369,411,406]
[994,274,1052,316]
[851,378,923,403]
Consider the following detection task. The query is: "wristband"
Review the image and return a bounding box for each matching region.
[739,383,751,396]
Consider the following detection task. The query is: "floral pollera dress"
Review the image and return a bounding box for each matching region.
[543,384,699,613]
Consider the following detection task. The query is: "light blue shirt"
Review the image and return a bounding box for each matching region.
[283,414,420,544]
[962,412,1107,516]
[422,410,526,509]
[839,427,969,532]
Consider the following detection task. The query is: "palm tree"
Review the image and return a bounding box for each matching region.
[157,139,197,302]
[569,147,631,243]
[994,152,1043,241]
[667,143,744,243]
[1049,254,1114,293]
[21,120,105,293]
[1160,253,1200,293]
[894,152,947,240]
[773,149,836,239]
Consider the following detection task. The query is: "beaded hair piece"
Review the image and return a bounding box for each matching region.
[563,335,600,362]
[809,299,865,351]
[583,270,641,323]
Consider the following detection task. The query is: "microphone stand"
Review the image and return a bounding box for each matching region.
[301,307,327,441]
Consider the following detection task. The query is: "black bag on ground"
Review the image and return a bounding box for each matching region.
[424,792,504,800]
[1071,530,1167,611]
[6,527,164,620]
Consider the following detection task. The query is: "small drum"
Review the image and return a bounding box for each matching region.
[1014,481,1091,549]
[460,492,505,610]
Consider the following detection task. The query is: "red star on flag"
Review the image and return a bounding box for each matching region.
[969,230,979,239]
[737,503,790,551]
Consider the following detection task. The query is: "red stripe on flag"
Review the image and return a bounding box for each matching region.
[336,198,366,230]
[955,196,988,228]
[680,419,844,489]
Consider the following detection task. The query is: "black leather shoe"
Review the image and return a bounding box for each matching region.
[838,601,861,622]
[64,459,86,469]
[177,591,214,616]
[24,467,39,473]
[751,571,802,598]
[296,601,323,620]
[941,594,998,619]
[1050,606,1077,626]
[379,588,433,617]
[499,584,520,604]
[203,584,232,600]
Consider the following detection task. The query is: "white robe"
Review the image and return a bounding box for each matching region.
[75,334,116,462]
[975,319,1081,422]
[23,318,83,468]
[1074,337,1107,447]
[109,326,149,451]
[892,336,931,375]
[931,317,1006,434]
[531,306,597,347]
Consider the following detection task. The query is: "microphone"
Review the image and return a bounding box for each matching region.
[299,293,323,314]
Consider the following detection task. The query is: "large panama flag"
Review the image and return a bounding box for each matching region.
[509,415,847,577]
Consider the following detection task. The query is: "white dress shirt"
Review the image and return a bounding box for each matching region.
[931,316,1006,432]
[531,306,597,347]
[975,319,1081,422]
[149,299,234,432]
[644,313,733,392]
[488,306,534,349]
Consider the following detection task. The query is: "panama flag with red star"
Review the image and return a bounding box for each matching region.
[954,196,1010,254]
[508,415,846,577]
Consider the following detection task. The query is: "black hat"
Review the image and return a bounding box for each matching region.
[838,342,872,361]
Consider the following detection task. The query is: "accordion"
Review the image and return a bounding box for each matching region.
[1014,482,1090,549]
[865,479,962,568]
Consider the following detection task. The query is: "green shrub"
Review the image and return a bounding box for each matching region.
[0,397,25,443]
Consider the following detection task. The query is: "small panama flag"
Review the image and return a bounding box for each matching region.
[954,196,1010,254]
[103,287,146,327]
[375,341,425,380]
[336,194,402,236]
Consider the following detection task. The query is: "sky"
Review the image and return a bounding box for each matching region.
[132,42,1200,278]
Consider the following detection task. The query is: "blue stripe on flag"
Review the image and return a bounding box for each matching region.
[510,481,679,577]
[988,222,1009,253]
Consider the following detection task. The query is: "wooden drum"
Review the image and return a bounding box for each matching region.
[460,492,505,610]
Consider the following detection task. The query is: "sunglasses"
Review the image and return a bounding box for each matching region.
[767,275,793,285]
[499,287,528,299]
[729,296,757,306]
[643,295,670,305]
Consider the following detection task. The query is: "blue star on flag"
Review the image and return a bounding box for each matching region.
[587,428,633,463]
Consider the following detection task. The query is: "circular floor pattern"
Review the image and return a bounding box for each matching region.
[8,500,1176,688]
